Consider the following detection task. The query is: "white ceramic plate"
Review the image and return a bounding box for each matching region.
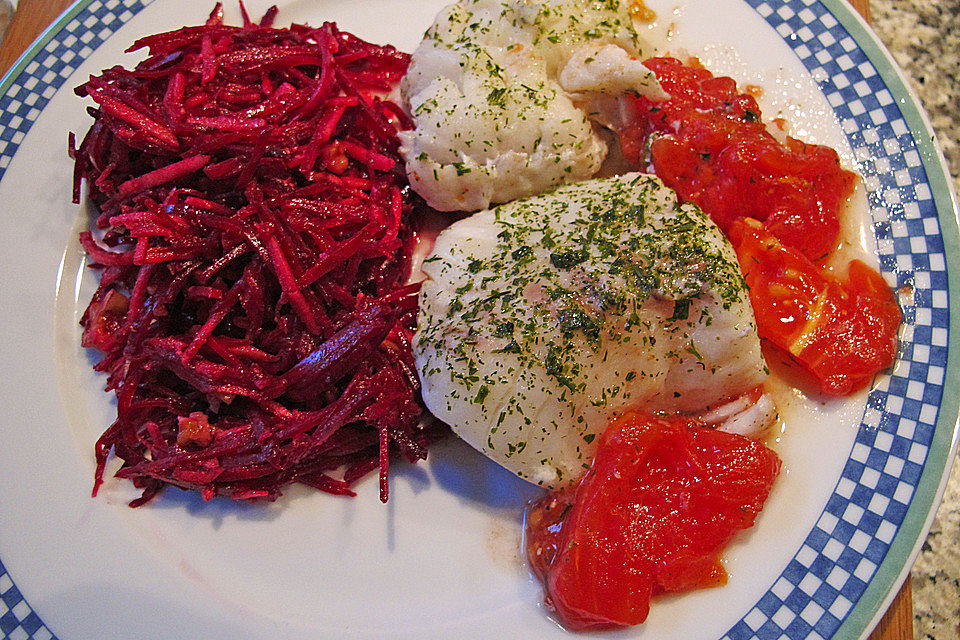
[0,1,957,639]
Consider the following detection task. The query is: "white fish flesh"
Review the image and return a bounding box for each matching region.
[399,0,665,212]
[414,173,770,488]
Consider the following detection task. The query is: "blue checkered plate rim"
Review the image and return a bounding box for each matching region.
[0,0,957,639]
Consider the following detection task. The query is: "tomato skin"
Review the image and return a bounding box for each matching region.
[730,219,901,395]
[526,412,781,630]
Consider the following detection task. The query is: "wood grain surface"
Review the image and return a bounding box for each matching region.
[0,1,913,639]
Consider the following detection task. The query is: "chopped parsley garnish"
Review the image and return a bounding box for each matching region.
[511,245,533,260]
[487,87,508,107]
[550,248,588,269]
[494,321,515,337]
[669,299,691,322]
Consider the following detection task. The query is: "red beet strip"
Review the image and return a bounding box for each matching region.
[73,5,442,507]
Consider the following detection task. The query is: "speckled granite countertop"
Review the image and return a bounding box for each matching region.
[870,1,960,638]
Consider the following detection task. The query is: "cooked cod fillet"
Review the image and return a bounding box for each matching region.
[400,0,665,212]
[414,173,768,488]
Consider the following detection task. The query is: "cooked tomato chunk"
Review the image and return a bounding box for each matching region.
[526,411,781,630]
[730,219,901,395]
[623,56,857,261]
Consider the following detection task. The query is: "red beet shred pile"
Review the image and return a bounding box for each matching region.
[71,5,437,506]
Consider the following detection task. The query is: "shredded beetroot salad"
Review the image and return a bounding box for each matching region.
[71,4,442,506]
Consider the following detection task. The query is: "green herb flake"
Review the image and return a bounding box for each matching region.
[669,299,691,322]
[511,245,533,261]
[550,249,588,269]
[474,385,490,404]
